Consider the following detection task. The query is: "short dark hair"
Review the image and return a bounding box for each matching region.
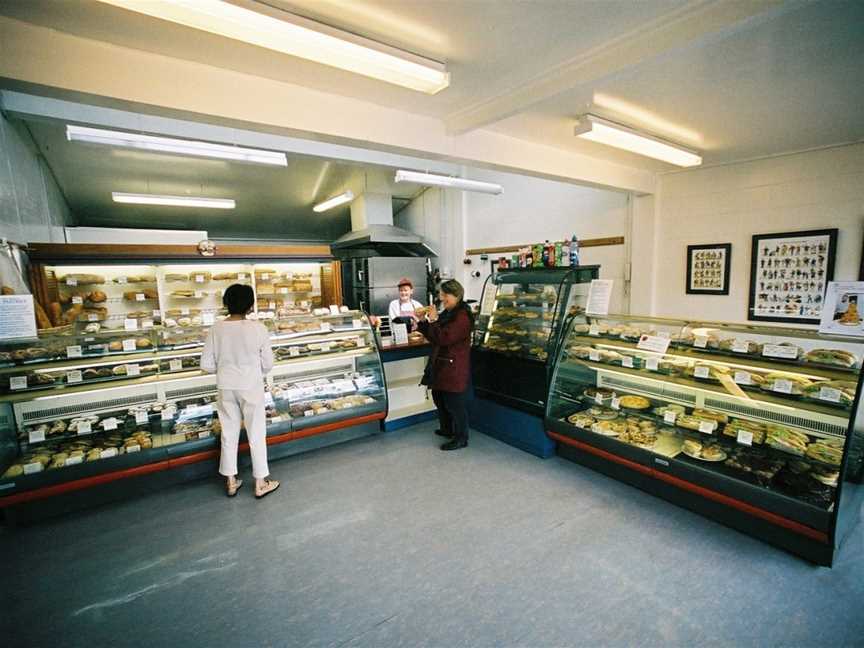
[439,279,464,301]
[223,283,255,314]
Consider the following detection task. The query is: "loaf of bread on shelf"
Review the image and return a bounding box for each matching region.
[164,273,189,283]
[34,301,52,329]
[88,290,108,303]
[123,289,158,301]
[59,273,105,285]
[1,285,14,295]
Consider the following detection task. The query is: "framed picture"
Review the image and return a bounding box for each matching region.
[748,228,838,324]
[686,243,731,295]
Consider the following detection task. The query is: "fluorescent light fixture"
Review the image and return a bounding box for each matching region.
[313,190,355,213]
[67,125,287,166]
[394,170,503,195]
[97,0,450,94]
[574,114,702,167]
[112,192,236,209]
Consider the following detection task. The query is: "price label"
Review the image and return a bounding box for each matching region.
[321,343,332,353]
[142,319,154,329]
[588,349,601,362]
[195,275,205,283]
[268,301,276,311]
[270,416,282,424]
[102,417,118,431]
[135,293,146,302]
[23,462,43,474]
[65,455,83,466]
[88,313,99,322]
[694,366,710,379]
[135,411,149,425]
[28,428,46,444]
[10,376,27,390]
[100,448,118,459]
[169,359,183,372]
[116,276,127,284]
[184,404,213,419]
[664,411,678,424]
[126,444,141,453]
[77,421,92,435]
[66,277,78,286]
[622,356,634,368]
[694,335,709,348]
[819,387,842,403]
[732,339,750,353]
[122,339,137,352]
[72,295,83,305]
[733,371,752,385]
[588,324,601,336]
[278,287,289,295]
[352,319,363,329]
[66,370,83,384]
[122,363,140,376]
[737,429,754,446]
[264,393,274,406]
[238,273,247,281]
[66,345,83,358]
[611,397,621,410]
[289,347,300,357]
[698,420,716,434]
[646,357,660,372]
[181,308,190,316]
[772,379,793,394]
[637,335,671,355]
[594,393,604,405]
[304,410,314,417]
[202,312,215,325]
[763,344,799,360]
[261,273,270,281]
[124,319,138,331]
[194,290,204,298]
[197,431,211,439]
[153,309,161,318]
[329,305,341,315]
[161,409,174,421]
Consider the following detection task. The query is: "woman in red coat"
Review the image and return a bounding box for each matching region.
[417,279,473,451]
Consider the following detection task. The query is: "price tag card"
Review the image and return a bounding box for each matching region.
[694,335,709,349]
[264,393,275,406]
[279,287,289,295]
[588,324,601,336]
[181,307,190,316]
[116,276,127,284]
[135,293,146,302]
[67,369,83,384]
[102,417,118,431]
[184,404,214,419]
[694,366,710,379]
[100,448,118,459]
[135,411,149,425]
[646,357,660,372]
[126,444,141,453]
[762,344,799,360]
[733,371,752,385]
[588,349,601,362]
[125,364,141,377]
[23,462,43,474]
[611,397,621,410]
[66,277,78,286]
[194,274,205,283]
[622,356,634,368]
[737,429,753,446]
[169,359,183,372]
[637,335,671,355]
[197,431,211,439]
[124,319,138,331]
[237,273,247,281]
[268,301,276,311]
[594,393,604,405]
[122,338,137,352]
[664,411,678,424]
[202,313,215,326]
[88,313,99,322]
[66,345,83,358]
[161,409,174,421]
[142,319,154,329]
[261,273,270,281]
[194,290,204,298]
[732,339,749,353]
[772,379,793,394]
[77,421,92,435]
[289,347,301,357]
[329,305,341,315]
[819,387,842,403]
[270,416,283,424]
[352,319,363,329]
[304,410,314,417]
[698,420,716,434]
[28,428,46,444]
[10,376,27,390]
[72,295,83,305]
[65,455,84,466]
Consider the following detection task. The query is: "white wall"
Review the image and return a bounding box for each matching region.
[0,112,72,243]
[651,143,864,325]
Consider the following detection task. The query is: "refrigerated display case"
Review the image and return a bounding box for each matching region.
[545,314,864,565]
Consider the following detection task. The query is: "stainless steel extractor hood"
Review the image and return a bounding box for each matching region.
[331,192,437,258]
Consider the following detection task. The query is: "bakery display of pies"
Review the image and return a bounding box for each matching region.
[619,395,650,410]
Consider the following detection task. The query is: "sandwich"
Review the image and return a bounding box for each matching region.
[683,439,703,457]
[804,348,858,368]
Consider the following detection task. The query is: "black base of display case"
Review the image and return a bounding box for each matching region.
[472,349,549,416]
[552,432,838,566]
[470,396,555,458]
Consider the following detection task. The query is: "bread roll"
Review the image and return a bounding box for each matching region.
[88,290,107,303]
[47,302,62,326]
[34,302,52,329]
[1,285,15,295]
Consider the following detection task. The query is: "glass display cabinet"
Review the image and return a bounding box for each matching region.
[545,314,864,565]
[0,311,387,518]
[473,266,599,415]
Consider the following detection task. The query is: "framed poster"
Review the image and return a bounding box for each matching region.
[748,228,838,324]
[686,243,731,295]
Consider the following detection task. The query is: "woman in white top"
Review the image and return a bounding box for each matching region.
[388,277,424,324]
[202,284,279,499]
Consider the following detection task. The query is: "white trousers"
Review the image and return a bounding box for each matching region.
[217,388,269,480]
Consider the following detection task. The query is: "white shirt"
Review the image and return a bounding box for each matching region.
[389,298,423,321]
[201,320,274,390]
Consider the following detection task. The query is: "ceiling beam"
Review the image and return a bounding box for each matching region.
[444,0,785,136]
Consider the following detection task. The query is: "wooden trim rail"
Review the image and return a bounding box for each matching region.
[466,236,624,256]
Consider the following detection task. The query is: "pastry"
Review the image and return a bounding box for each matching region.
[59,273,105,285]
[88,290,108,303]
[701,445,725,461]
[47,302,63,327]
[566,413,595,428]
[691,409,728,424]
[189,271,211,283]
[619,395,651,410]
[3,464,24,478]
[164,273,189,282]
[683,439,703,457]
[803,348,858,368]
[123,289,158,301]
[171,290,197,298]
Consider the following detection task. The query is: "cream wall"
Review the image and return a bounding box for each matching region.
[650,143,864,325]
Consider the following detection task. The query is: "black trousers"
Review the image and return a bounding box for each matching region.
[431,389,469,443]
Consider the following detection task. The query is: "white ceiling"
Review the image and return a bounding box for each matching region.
[2,0,862,172]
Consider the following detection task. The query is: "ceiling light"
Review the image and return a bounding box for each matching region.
[112,193,236,209]
[394,170,503,195]
[97,0,450,94]
[574,114,702,167]
[68,125,287,166]
[313,191,355,213]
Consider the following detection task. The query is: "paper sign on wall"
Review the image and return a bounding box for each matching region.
[819,281,864,337]
[585,279,614,316]
[0,295,37,341]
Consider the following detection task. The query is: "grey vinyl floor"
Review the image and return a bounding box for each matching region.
[2,421,863,648]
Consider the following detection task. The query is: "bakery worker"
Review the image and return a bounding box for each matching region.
[388,277,424,324]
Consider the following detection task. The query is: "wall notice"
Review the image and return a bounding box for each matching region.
[0,294,37,340]
[585,279,614,316]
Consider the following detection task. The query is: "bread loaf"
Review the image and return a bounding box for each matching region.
[34,302,52,329]
[47,302,62,327]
